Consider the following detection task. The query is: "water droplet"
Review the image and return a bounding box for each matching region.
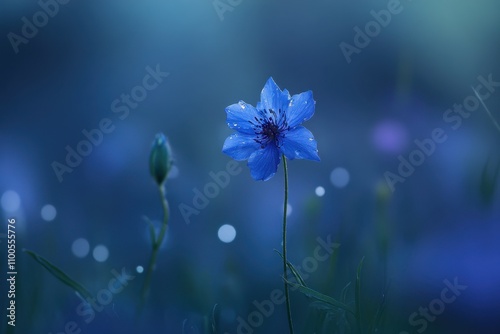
[233,123,238,127]
[308,137,314,141]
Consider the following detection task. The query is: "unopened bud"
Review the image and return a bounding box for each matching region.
[149,133,173,186]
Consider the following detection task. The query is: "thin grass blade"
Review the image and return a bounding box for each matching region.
[24,249,93,301]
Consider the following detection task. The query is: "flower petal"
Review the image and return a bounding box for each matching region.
[247,144,281,181]
[260,77,290,113]
[222,133,260,161]
[285,91,315,128]
[280,126,320,161]
[226,101,260,135]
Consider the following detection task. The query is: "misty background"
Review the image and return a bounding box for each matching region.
[1,0,500,333]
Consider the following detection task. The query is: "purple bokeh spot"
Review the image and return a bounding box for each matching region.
[372,120,408,154]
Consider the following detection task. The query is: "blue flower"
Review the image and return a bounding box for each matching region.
[223,77,320,181]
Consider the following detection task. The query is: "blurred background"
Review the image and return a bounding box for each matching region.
[1,0,500,333]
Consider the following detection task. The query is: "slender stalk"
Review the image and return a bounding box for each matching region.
[282,154,294,334]
[139,184,170,315]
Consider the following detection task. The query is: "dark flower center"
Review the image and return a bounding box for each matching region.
[249,109,289,148]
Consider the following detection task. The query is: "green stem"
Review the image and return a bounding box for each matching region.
[282,154,294,334]
[139,184,170,315]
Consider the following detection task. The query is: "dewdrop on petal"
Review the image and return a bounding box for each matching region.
[149,133,173,186]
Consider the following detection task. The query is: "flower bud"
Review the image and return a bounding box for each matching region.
[149,133,173,186]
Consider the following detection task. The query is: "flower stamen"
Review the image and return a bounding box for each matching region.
[250,108,289,148]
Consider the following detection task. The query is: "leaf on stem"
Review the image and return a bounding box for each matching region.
[274,249,307,287]
[142,215,157,246]
[285,279,355,316]
[24,249,93,301]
